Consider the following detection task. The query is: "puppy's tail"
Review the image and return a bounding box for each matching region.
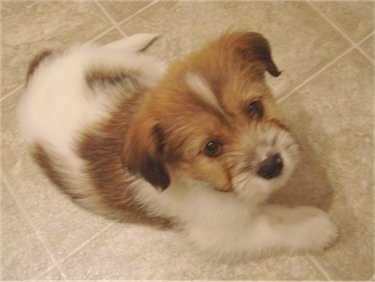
[103,33,159,52]
[26,50,54,83]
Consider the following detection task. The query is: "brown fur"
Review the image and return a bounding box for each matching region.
[26,50,53,82]
[85,67,140,91]
[123,32,286,192]
[78,86,173,228]
[31,32,288,225]
[33,144,75,197]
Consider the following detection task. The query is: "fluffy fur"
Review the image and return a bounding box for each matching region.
[19,32,337,258]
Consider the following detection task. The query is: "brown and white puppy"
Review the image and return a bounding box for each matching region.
[19,32,337,258]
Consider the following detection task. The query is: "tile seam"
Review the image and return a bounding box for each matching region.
[307,0,360,45]
[33,263,60,280]
[278,29,374,104]
[0,85,23,104]
[1,11,139,102]
[56,221,116,266]
[88,25,119,44]
[1,24,118,103]
[94,0,127,37]
[1,0,161,102]
[357,30,375,44]
[277,45,354,104]
[116,0,159,27]
[307,254,333,281]
[1,0,136,104]
[33,221,115,279]
[356,30,375,65]
[307,1,374,64]
[2,176,67,279]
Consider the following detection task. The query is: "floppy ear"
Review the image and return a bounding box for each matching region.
[222,31,281,77]
[122,116,170,191]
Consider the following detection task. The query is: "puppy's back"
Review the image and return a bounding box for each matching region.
[18,34,169,225]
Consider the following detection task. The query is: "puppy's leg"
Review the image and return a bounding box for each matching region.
[188,205,337,257]
[104,33,159,52]
[259,205,338,253]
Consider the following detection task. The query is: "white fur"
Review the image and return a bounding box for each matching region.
[132,174,337,259]
[19,33,337,259]
[18,34,166,210]
[185,72,228,118]
[232,126,300,204]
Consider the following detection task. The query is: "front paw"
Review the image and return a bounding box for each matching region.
[287,206,338,252]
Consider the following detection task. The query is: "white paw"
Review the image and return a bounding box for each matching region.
[286,206,338,252]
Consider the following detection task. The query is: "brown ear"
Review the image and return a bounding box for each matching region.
[221,32,281,77]
[122,117,170,190]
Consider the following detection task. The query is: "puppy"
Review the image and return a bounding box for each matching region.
[19,32,337,258]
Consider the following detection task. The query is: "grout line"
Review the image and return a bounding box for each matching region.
[33,221,115,279]
[307,1,357,45]
[87,25,119,44]
[89,0,160,42]
[307,254,333,281]
[2,176,67,279]
[355,30,375,64]
[278,28,374,104]
[276,2,375,104]
[308,1,374,65]
[277,45,354,104]
[94,0,127,38]
[0,85,23,104]
[33,263,59,280]
[1,0,160,102]
[56,221,116,265]
[3,170,115,279]
[116,0,159,27]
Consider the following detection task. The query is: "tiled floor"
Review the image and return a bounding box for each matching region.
[1,0,374,280]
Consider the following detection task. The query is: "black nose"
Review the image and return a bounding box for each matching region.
[257,153,283,180]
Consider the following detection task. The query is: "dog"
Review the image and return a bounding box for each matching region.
[19,32,337,258]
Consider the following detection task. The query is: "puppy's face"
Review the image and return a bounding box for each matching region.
[123,32,299,203]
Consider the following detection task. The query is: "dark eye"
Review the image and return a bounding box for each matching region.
[248,100,264,118]
[203,140,223,157]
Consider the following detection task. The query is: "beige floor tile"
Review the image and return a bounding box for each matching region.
[92,29,124,45]
[310,1,374,42]
[360,34,374,60]
[276,50,373,280]
[120,1,350,99]
[2,0,373,280]
[35,267,65,280]
[2,1,111,95]
[2,91,113,260]
[61,223,326,280]
[99,0,153,22]
[1,184,54,279]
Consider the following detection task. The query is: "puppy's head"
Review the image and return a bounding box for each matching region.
[123,32,299,203]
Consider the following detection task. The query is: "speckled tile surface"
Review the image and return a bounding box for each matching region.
[360,34,374,60]
[120,1,351,98]
[61,223,326,280]
[2,91,114,261]
[2,0,374,280]
[36,267,65,280]
[1,184,54,279]
[98,0,153,23]
[310,1,374,42]
[277,49,374,280]
[2,1,111,95]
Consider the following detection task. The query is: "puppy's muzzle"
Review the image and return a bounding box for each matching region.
[257,153,283,180]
